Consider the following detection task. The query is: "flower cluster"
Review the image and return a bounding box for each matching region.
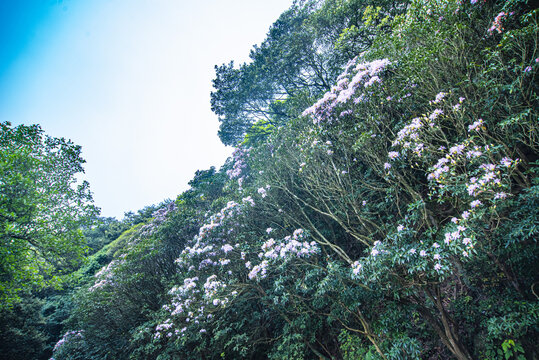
[89,258,125,292]
[302,58,391,124]
[488,11,507,34]
[53,330,84,352]
[248,229,319,281]
[227,147,251,188]
[427,141,518,206]
[141,201,177,236]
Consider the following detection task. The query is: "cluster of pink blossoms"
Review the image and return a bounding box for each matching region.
[488,12,507,34]
[141,202,177,236]
[53,330,84,352]
[302,58,391,124]
[248,229,319,281]
[89,258,126,292]
[227,147,250,188]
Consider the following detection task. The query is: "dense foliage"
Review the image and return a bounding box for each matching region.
[0,122,99,306]
[2,0,538,359]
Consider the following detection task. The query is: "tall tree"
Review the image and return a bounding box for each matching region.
[0,122,99,306]
[210,0,408,146]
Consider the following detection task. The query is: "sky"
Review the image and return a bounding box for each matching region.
[0,0,294,219]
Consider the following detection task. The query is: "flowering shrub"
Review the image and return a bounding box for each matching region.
[50,1,538,360]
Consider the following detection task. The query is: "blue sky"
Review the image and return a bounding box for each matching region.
[0,0,293,218]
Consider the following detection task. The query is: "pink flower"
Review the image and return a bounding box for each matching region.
[470,200,482,208]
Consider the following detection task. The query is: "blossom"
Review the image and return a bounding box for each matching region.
[409,248,416,254]
[449,144,465,155]
[352,261,362,275]
[388,151,399,160]
[397,225,404,232]
[420,250,427,257]
[434,263,442,271]
[433,254,441,260]
[494,192,507,200]
[470,200,482,208]
[431,92,447,104]
[221,244,233,253]
[257,187,267,198]
[468,118,484,132]
[248,260,269,280]
[524,66,532,73]
[364,76,381,87]
[429,109,443,121]
[500,157,513,167]
[384,162,392,170]
[488,12,506,34]
[293,228,304,238]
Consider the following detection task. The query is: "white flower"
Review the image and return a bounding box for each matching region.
[257,187,267,198]
[388,151,399,160]
[221,244,233,253]
[470,200,482,208]
[352,261,362,275]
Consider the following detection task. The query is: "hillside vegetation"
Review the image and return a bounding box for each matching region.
[1,0,538,359]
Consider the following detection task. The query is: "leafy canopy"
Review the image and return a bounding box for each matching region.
[0,122,99,306]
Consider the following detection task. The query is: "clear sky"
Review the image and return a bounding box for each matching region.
[0,0,293,219]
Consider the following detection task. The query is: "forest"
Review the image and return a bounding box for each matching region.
[1,0,538,359]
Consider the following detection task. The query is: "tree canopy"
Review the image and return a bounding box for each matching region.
[0,121,98,305]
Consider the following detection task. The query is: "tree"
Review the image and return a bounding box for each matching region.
[210,0,408,146]
[0,122,99,305]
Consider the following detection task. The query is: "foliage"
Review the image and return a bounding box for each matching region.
[0,121,99,306]
[0,294,48,360]
[11,0,538,359]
